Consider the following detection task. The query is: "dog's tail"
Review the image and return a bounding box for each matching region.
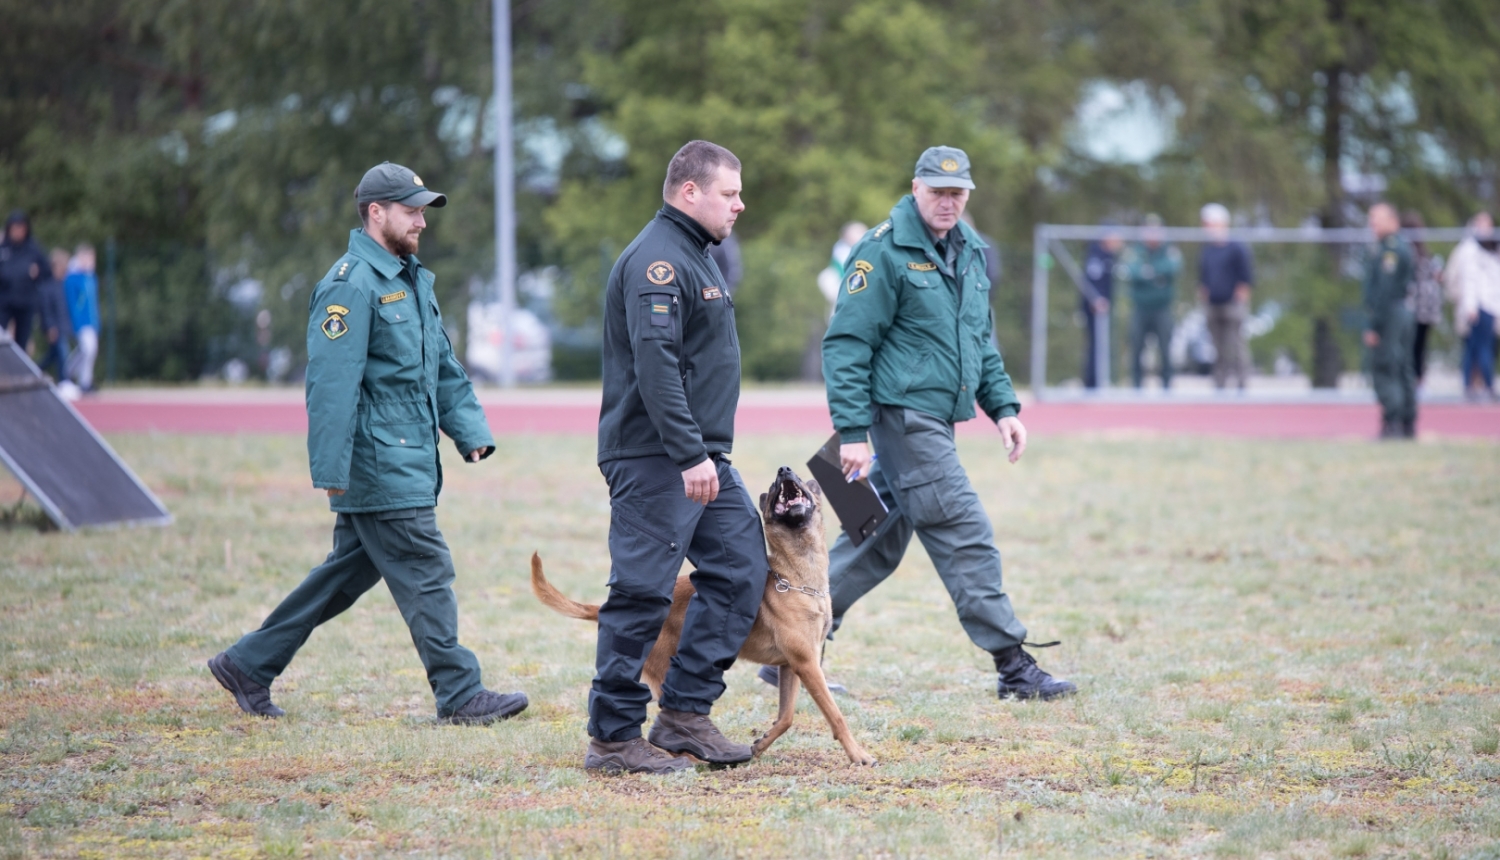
[529,552,600,622]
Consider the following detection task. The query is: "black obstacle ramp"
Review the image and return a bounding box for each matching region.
[0,339,171,530]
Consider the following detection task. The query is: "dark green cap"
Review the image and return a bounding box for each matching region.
[914,146,974,190]
[354,161,447,208]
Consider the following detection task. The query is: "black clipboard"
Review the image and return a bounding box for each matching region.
[806,432,888,547]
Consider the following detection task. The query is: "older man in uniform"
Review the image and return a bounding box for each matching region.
[208,162,528,725]
[800,146,1075,702]
[1363,202,1417,439]
[587,140,768,774]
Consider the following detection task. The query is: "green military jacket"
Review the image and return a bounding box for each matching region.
[305,228,494,513]
[1118,242,1181,312]
[822,195,1019,444]
[1362,233,1414,334]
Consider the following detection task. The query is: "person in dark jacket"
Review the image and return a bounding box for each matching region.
[37,248,72,381]
[0,210,48,350]
[1197,203,1255,391]
[209,163,527,726]
[1081,224,1123,389]
[588,140,769,775]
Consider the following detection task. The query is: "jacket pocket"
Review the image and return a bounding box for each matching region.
[371,423,432,490]
[373,303,418,361]
[896,346,933,396]
[373,508,437,560]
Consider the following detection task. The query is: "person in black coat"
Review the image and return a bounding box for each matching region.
[0,210,48,350]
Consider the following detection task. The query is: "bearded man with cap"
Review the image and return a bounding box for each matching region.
[765,146,1076,702]
[207,162,528,725]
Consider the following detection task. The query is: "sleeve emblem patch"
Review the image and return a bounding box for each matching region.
[321,312,349,340]
[651,302,671,315]
[701,286,723,300]
[325,304,349,315]
[846,260,874,294]
[380,290,407,304]
[907,261,937,271]
[646,261,677,285]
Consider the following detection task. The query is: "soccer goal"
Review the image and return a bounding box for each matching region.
[1028,224,1471,401]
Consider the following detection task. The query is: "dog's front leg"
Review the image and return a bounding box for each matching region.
[750,664,800,757]
[793,660,877,766]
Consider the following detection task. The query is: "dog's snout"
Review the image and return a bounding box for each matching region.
[777,465,795,478]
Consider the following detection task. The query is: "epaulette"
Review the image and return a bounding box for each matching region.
[332,257,359,282]
[871,221,893,240]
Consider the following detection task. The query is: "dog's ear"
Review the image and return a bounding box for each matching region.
[759,492,768,509]
[806,479,821,497]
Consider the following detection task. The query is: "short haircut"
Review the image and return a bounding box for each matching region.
[1200,203,1230,225]
[662,140,740,200]
[357,198,390,228]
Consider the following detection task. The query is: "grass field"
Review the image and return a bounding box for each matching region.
[2,432,1499,859]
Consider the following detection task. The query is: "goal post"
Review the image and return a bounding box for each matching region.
[1028,224,1471,401]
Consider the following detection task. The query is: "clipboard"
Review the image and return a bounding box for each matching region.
[806,432,888,547]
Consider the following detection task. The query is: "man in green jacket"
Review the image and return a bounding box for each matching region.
[1120,215,1182,390]
[1363,202,1417,439]
[208,162,527,725]
[791,146,1075,701]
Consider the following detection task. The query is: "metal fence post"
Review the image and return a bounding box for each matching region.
[1030,224,1048,400]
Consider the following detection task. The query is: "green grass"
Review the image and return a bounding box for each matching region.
[2,432,1499,858]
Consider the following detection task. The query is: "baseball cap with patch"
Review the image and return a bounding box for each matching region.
[914,146,974,190]
[355,162,447,208]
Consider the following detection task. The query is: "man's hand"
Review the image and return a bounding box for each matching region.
[997,416,1027,464]
[840,442,873,481]
[1363,330,1379,348]
[326,488,345,497]
[1234,284,1251,304]
[467,446,493,463]
[682,458,719,505]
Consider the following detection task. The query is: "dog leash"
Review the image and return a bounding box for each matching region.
[773,574,825,598]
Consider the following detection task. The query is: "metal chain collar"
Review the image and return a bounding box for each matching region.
[773,574,825,598]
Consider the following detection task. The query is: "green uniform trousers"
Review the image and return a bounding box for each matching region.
[1370,308,1417,426]
[226,508,484,717]
[1131,306,1175,389]
[827,405,1029,654]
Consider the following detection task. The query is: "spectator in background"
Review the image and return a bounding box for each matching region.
[1443,211,1500,402]
[64,244,101,392]
[1080,222,1122,389]
[1197,203,1254,391]
[36,248,71,384]
[1363,202,1417,438]
[1400,211,1445,387]
[0,210,48,350]
[708,232,743,297]
[816,221,868,313]
[1120,214,1181,390]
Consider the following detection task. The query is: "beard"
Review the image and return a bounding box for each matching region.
[382,221,420,257]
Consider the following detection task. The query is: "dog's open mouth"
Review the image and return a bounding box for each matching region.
[773,477,812,520]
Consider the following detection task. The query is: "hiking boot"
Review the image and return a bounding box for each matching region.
[208,652,285,718]
[1402,418,1416,439]
[994,645,1077,701]
[585,737,696,775]
[648,707,753,765]
[439,690,529,725]
[756,664,847,695]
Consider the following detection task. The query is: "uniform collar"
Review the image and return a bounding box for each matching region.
[889,195,987,254]
[658,204,718,253]
[347,228,415,280]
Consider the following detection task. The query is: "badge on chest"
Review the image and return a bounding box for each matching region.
[701,286,723,301]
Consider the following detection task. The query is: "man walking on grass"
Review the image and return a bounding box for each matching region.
[762,146,1075,702]
[209,162,527,725]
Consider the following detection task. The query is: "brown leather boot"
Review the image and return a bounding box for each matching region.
[584,737,696,774]
[648,707,753,765]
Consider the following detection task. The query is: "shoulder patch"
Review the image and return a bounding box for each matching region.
[646,261,676,286]
[325,304,349,316]
[846,260,874,294]
[321,310,349,340]
[379,290,407,304]
[907,261,937,271]
[872,221,892,239]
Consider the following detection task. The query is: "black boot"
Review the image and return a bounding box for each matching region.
[1402,417,1416,439]
[1379,419,1402,440]
[994,645,1077,701]
[208,652,285,718]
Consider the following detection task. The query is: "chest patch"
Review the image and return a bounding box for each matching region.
[1382,251,1397,273]
[701,286,723,301]
[646,261,676,285]
[380,290,407,304]
[907,261,937,271]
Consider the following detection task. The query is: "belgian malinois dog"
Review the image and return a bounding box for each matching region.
[530,465,876,766]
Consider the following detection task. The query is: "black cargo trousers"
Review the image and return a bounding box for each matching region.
[587,454,768,742]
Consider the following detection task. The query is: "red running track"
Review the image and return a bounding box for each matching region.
[73,396,1499,440]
